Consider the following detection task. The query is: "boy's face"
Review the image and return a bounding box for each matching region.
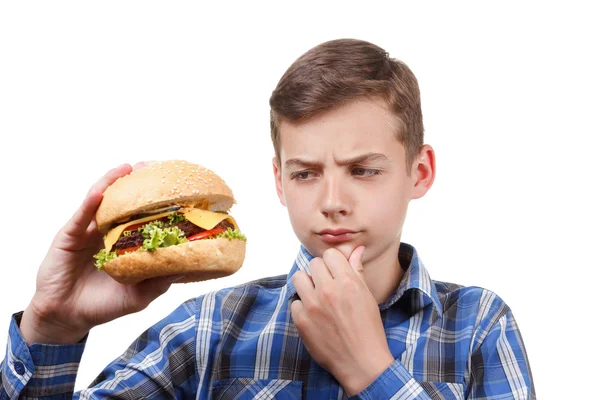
[273,97,433,264]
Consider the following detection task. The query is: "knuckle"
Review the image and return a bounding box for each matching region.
[305,300,320,314]
[320,284,337,303]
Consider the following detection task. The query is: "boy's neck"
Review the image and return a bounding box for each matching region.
[363,242,405,304]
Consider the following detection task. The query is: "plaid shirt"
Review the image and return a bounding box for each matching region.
[1,243,535,399]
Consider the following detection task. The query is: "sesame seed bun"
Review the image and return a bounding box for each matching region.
[96,160,235,233]
[103,237,246,284]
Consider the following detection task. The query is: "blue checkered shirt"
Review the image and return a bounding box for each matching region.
[1,243,535,399]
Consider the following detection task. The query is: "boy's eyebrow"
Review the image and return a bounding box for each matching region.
[334,152,389,166]
[285,153,389,169]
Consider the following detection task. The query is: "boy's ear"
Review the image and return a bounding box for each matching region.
[410,145,436,200]
[272,157,287,207]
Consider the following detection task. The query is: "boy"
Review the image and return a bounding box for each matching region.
[0,39,535,399]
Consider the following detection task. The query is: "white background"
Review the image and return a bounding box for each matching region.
[1,1,598,398]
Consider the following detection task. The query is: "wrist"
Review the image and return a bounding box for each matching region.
[340,352,395,396]
[21,302,89,345]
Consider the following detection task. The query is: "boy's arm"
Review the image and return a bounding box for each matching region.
[0,162,186,399]
[1,298,201,400]
[467,310,536,399]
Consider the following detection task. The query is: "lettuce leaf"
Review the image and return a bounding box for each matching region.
[141,224,188,252]
[94,249,117,270]
[212,228,247,242]
[168,212,186,225]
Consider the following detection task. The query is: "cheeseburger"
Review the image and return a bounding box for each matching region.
[93,160,246,284]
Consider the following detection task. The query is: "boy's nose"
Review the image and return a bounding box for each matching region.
[320,176,351,218]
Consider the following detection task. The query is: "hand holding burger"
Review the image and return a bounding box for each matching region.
[19,161,245,346]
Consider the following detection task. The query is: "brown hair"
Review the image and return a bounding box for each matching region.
[269,38,424,173]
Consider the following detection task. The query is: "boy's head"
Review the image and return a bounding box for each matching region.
[269,39,435,263]
[270,38,423,173]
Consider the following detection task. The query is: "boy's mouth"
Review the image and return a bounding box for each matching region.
[317,229,358,243]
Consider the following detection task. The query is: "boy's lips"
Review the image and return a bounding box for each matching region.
[317,229,359,243]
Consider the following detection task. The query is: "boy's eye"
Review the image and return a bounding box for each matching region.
[291,171,316,180]
[352,167,381,177]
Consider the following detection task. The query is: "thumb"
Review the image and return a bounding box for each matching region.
[348,245,366,280]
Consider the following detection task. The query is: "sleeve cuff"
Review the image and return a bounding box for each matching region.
[348,358,430,400]
[2,312,87,398]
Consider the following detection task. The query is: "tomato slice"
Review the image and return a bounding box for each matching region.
[116,246,141,255]
[187,228,226,242]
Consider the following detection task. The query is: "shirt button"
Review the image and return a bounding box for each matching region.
[13,361,25,375]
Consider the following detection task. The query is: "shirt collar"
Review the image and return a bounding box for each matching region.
[286,243,442,316]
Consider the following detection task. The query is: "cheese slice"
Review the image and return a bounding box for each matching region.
[182,208,238,231]
[103,208,238,251]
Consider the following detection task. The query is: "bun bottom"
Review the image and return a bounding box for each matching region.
[103,238,246,284]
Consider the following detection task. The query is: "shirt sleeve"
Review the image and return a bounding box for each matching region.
[1,297,201,400]
[347,360,432,400]
[467,310,536,399]
[1,311,86,399]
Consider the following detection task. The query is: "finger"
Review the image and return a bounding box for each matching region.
[348,246,366,279]
[290,298,304,318]
[132,161,156,171]
[322,247,353,279]
[291,271,315,301]
[290,299,306,328]
[308,257,333,287]
[63,164,132,237]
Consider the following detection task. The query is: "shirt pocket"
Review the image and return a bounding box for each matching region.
[211,378,303,400]
[419,382,465,399]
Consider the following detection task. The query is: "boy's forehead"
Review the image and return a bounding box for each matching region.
[279,98,403,163]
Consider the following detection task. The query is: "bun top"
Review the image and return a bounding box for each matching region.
[96,160,234,232]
